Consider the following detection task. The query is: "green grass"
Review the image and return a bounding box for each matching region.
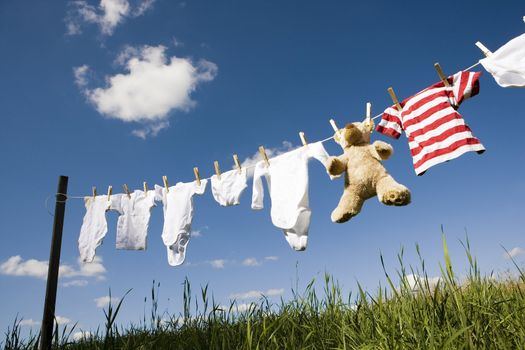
[4,234,525,349]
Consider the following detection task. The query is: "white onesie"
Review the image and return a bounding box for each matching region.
[112,190,156,250]
[78,195,112,263]
[210,168,248,206]
[155,180,208,266]
[251,141,331,251]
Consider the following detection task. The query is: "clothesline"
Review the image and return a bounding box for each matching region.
[52,56,484,201]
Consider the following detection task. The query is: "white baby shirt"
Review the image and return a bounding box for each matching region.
[210,168,248,206]
[112,190,156,250]
[251,141,332,251]
[155,180,208,266]
[480,33,525,87]
[78,195,112,263]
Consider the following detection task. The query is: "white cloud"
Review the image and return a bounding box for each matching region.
[504,247,525,259]
[240,141,295,177]
[402,274,441,292]
[131,120,169,139]
[76,45,217,138]
[19,319,39,327]
[133,0,155,17]
[191,229,202,238]
[242,258,261,267]
[209,259,225,269]
[264,256,279,261]
[72,331,93,341]
[94,295,120,308]
[230,288,284,300]
[218,303,256,313]
[62,279,89,287]
[0,255,106,280]
[66,0,154,36]
[172,37,184,47]
[73,65,90,88]
[55,316,72,325]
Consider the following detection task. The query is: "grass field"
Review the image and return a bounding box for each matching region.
[4,234,525,350]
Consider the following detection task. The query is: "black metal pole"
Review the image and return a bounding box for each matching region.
[39,175,68,350]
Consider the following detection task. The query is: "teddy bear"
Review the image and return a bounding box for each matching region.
[326,119,411,223]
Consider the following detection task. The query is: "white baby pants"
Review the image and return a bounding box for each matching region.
[155,180,207,266]
[211,168,248,206]
[78,195,112,263]
[251,141,332,251]
[112,190,156,250]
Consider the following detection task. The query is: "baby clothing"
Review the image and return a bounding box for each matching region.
[210,168,248,206]
[155,180,208,266]
[251,141,331,251]
[78,195,112,263]
[376,71,485,175]
[112,190,156,250]
[480,33,525,87]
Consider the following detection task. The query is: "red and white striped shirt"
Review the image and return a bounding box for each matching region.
[376,71,485,175]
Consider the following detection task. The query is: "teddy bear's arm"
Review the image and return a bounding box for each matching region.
[373,141,394,160]
[326,155,347,176]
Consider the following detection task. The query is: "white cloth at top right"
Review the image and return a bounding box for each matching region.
[480,33,525,87]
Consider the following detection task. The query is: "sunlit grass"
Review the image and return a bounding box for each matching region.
[4,233,525,349]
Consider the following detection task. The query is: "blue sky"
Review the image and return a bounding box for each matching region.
[1,0,525,337]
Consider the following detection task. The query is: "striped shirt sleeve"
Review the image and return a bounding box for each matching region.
[376,105,403,139]
[452,71,481,106]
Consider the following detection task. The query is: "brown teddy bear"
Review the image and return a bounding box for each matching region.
[326,119,411,223]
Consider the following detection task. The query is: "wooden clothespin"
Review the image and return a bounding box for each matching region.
[162,175,169,192]
[259,146,270,167]
[434,63,451,87]
[92,186,97,198]
[299,131,308,147]
[233,154,242,174]
[193,167,201,186]
[475,41,492,57]
[364,102,374,133]
[107,185,112,201]
[387,87,403,111]
[123,184,131,198]
[214,160,221,180]
[143,181,148,194]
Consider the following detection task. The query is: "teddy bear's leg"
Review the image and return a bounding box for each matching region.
[376,175,411,206]
[331,190,365,223]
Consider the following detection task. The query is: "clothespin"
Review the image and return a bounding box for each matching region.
[193,167,201,186]
[475,41,492,57]
[434,63,451,87]
[162,175,169,192]
[299,131,308,147]
[259,146,270,167]
[123,184,131,198]
[143,181,148,194]
[387,87,403,111]
[107,185,112,201]
[92,186,97,199]
[329,119,340,134]
[233,154,242,174]
[364,102,374,133]
[214,161,221,180]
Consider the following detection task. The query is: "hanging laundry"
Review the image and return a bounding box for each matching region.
[251,141,332,251]
[155,180,208,266]
[112,190,156,250]
[210,168,248,206]
[480,33,525,87]
[78,195,112,263]
[376,71,485,175]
